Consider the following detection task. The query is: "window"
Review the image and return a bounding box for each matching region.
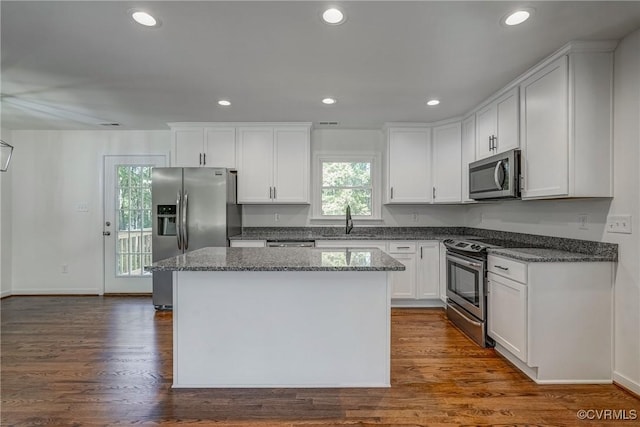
[116,165,153,276]
[314,154,380,219]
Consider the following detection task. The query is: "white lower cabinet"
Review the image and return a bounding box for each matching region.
[488,271,527,362]
[230,240,266,247]
[317,240,441,305]
[387,242,417,299]
[416,241,440,299]
[487,255,613,383]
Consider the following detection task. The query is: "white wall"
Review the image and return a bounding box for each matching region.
[242,128,467,227]
[9,130,170,295]
[0,127,12,297]
[610,29,640,395]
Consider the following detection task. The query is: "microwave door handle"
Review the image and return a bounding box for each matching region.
[494,160,504,188]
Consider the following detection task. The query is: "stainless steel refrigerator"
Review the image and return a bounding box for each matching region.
[151,168,241,309]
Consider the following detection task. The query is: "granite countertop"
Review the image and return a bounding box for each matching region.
[228,227,618,263]
[487,247,615,263]
[148,247,406,272]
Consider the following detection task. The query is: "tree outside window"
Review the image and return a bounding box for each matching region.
[321,161,373,216]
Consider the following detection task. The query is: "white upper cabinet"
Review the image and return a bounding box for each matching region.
[475,87,519,160]
[432,122,462,203]
[237,125,310,204]
[520,51,613,199]
[386,127,432,203]
[171,126,236,168]
[461,115,476,203]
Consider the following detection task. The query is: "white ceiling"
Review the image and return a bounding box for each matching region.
[2,1,640,130]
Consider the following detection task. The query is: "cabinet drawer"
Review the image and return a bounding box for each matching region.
[388,242,416,253]
[488,255,527,283]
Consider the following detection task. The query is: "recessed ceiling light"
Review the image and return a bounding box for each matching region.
[322,8,345,25]
[427,99,440,106]
[503,9,532,26]
[322,97,337,105]
[130,10,161,27]
[218,100,231,107]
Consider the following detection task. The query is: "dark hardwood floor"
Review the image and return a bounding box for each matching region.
[1,296,638,426]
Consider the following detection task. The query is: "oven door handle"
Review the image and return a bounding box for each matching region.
[448,303,483,327]
[447,255,482,269]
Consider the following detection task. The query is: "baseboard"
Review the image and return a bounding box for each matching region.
[614,372,640,397]
[1,290,12,299]
[9,288,100,295]
[391,299,445,308]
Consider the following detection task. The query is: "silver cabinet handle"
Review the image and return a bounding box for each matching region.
[203,153,206,165]
[183,191,189,250]
[273,186,276,200]
[433,187,436,199]
[176,192,183,250]
[495,265,509,271]
[269,187,273,199]
[390,187,394,199]
[397,246,411,249]
[420,247,423,258]
[199,153,202,166]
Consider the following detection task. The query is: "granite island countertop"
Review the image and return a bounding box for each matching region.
[148,246,406,272]
[229,227,618,263]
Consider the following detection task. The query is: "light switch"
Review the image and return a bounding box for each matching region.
[606,215,632,234]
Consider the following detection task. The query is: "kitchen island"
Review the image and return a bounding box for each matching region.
[148,246,405,388]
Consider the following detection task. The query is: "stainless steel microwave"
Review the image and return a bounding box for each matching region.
[469,149,521,200]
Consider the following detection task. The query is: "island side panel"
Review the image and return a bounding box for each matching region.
[172,270,391,388]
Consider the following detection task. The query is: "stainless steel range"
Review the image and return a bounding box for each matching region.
[443,238,514,348]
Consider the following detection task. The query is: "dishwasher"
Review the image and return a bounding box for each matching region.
[266,241,315,248]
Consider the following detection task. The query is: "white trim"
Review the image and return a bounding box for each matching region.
[614,372,640,397]
[9,288,101,295]
[312,152,382,220]
[168,122,312,128]
[1,290,12,298]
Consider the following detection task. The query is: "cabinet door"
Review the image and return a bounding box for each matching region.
[273,127,310,204]
[461,115,476,203]
[495,87,519,153]
[173,128,204,167]
[488,273,528,362]
[237,128,274,203]
[432,122,462,203]
[389,253,416,299]
[387,128,432,203]
[520,56,569,199]
[204,127,236,168]
[416,242,439,299]
[475,104,495,160]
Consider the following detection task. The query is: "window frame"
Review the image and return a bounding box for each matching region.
[312,152,382,220]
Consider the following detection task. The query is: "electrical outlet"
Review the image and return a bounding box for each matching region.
[61,264,69,274]
[274,213,280,222]
[578,214,589,230]
[412,213,419,223]
[606,215,632,234]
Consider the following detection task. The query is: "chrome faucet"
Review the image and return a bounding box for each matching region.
[345,205,354,234]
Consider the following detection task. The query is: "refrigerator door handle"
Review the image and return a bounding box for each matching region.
[176,192,183,250]
[183,191,189,250]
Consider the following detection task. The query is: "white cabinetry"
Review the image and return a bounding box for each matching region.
[386,127,432,203]
[237,125,310,204]
[475,87,519,160]
[170,126,236,168]
[520,51,613,199]
[315,240,441,306]
[461,115,476,203]
[439,242,447,302]
[432,122,462,203]
[230,240,266,248]
[487,254,613,383]
[387,242,417,299]
[416,241,440,299]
